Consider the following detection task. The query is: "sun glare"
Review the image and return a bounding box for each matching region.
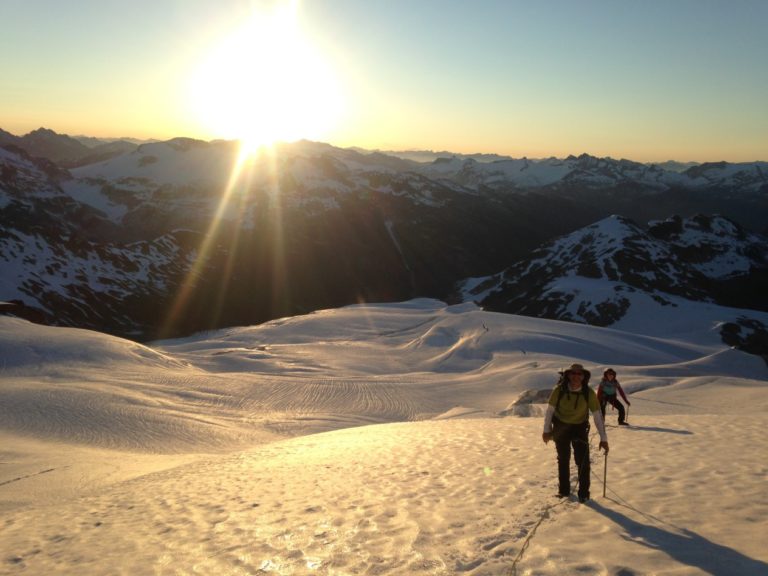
[187,1,343,153]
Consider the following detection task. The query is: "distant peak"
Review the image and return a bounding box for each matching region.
[163,137,209,151]
[28,127,59,136]
[588,214,642,232]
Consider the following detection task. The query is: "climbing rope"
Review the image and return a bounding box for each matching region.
[506,496,568,576]
[506,426,606,575]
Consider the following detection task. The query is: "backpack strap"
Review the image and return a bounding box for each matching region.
[555,381,591,423]
[554,373,567,411]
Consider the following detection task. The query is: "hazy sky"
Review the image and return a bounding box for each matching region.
[1,0,766,161]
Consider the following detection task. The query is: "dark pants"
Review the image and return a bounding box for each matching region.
[600,396,626,424]
[552,418,590,499]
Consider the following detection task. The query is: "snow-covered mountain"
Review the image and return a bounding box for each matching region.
[460,214,768,357]
[417,153,768,195]
[2,129,767,340]
[0,146,203,335]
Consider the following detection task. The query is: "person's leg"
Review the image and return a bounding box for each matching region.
[573,427,590,500]
[555,438,572,496]
[600,400,606,419]
[616,399,626,424]
[605,397,617,422]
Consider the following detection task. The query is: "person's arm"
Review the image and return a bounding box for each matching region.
[592,409,609,452]
[542,405,555,443]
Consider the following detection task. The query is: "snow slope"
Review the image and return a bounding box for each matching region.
[1,299,766,574]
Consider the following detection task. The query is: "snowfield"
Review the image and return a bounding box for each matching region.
[1,299,766,575]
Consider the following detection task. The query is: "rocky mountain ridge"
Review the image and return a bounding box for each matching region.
[0,127,138,168]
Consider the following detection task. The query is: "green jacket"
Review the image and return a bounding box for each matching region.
[548,385,600,424]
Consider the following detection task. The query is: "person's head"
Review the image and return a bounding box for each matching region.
[604,368,616,380]
[566,363,586,386]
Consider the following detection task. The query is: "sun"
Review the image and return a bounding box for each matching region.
[187,1,343,153]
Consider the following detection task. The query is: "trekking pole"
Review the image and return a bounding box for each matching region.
[626,404,630,424]
[602,452,608,498]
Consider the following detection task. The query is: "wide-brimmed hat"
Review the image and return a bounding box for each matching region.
[564,363,590,381]
[604,368,616,376]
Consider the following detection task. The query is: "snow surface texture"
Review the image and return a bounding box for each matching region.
[1,299,766,575]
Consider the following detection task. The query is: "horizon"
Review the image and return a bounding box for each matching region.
[3,125,761,166]
[1,1,767,163]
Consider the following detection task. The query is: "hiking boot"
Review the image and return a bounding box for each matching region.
[619,421,629,426]
[557,492,570,498]
[579,496,589,503]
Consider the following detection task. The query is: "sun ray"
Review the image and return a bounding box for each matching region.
[263,148,288,317]
[158,138,295,338]
[159,146,255,337]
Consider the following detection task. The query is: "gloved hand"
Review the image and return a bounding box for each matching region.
[599,441,609,454]
[542,432,553,444]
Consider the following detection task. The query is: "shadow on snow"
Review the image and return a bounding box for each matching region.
[591,500,768,575]
[623,425,693,435]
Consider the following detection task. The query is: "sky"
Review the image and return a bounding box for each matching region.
[1,299,767,573]
[1,0,767,162]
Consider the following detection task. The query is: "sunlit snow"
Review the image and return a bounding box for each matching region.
[1,299,766,574]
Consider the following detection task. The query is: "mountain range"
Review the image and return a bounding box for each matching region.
[0,127,139,168]
[1,127,767,358]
